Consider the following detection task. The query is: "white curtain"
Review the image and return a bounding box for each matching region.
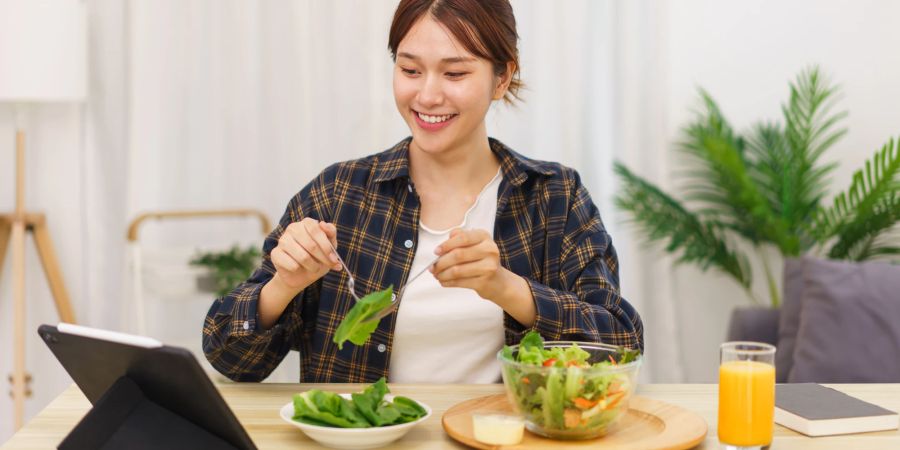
[0,0,685,438]
[121,0,682,384]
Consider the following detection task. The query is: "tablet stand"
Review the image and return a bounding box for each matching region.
[58,376,239,450]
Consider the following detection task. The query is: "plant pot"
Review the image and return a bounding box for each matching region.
[725,306,780,346]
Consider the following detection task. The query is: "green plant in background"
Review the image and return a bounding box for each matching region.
[190,244,261,297]
[614,66,900,307]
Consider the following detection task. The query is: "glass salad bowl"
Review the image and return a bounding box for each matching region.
[497,335,642,440]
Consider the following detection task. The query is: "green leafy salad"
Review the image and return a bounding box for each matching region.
[500,331,641,435]
[333,286,393,350]
[292,377,427,428]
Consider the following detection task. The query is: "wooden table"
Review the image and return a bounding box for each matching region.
[3,383,899,449]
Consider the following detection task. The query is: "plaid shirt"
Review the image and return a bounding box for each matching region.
[202,138,643,382]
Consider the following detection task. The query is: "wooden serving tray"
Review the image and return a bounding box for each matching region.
[442,394,707,450]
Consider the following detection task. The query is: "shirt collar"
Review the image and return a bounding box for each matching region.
[372,137,554,186]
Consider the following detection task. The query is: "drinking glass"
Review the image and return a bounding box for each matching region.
[718,341,776,450]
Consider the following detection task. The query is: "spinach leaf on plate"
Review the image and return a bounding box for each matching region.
[291,377,428,428]
[351,377,390,426]
[393,396,428,419]
[293,390,371,428]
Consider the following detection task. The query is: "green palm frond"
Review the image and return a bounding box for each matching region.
[776,66,845,245]
[678,92,798,254]
[614,162,752,290]
[745,123,793,222]
[829,195,900,260]
[783,67,848,166]
[812,137,900,258]
[613,66,900,306]
[863,230,900,259]
[745,122,837,253]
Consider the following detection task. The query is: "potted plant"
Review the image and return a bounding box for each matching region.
[190,244,262,297]
[614,66,899,342]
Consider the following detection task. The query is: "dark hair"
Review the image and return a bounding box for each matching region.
[388,0,523,104]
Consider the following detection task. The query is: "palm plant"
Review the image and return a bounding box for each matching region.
[614,66,900,307]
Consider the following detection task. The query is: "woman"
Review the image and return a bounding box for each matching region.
[203,0,643,383]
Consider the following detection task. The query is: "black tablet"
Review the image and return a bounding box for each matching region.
[38,323,257,450]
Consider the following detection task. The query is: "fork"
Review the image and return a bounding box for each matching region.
[327,240,363,303]
[361,255,441,324]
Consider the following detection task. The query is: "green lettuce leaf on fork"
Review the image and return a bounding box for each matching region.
[333,286,394,350]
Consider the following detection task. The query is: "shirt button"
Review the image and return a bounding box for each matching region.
[391,293,397,302]
[404,239,413,249]
[407,184,413,193]
[242,321,250,330]
[377,344,387,353]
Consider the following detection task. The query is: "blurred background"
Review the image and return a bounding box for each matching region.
[1,0,899,440]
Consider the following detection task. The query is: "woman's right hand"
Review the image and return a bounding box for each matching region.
[270,218,342,291]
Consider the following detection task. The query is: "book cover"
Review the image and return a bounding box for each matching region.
[775,383,899,437]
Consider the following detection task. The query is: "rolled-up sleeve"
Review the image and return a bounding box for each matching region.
[202,166,336,381]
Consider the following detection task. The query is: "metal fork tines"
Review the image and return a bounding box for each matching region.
[327,241,362,303]
[363,256,440,324]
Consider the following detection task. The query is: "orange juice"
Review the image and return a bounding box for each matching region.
[718,360,775,446]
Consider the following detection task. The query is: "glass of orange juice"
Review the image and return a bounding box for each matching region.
[718,341,776,450]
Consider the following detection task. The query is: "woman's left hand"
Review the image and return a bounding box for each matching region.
[430,228,512,302]
[431,228,537,326]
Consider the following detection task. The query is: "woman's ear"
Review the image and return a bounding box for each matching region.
[492,61,516,101]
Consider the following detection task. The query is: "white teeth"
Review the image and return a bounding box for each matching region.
[417,112,454,124]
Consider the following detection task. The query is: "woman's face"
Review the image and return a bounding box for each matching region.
[393,15,509,156]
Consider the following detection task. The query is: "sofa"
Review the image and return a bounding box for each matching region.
[726,257,900,383]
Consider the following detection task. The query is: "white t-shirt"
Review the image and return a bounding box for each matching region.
[388,169,505,383]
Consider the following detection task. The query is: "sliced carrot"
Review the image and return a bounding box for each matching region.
[573,397,598,410]
[604,392,626,410]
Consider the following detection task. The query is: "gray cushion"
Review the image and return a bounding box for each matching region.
[726,307,780,345]
[787,258,900,383]
[776,257,807,382]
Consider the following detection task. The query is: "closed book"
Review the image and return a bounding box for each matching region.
[775,383,899,436]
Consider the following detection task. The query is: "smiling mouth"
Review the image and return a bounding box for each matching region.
[413,109,458,124]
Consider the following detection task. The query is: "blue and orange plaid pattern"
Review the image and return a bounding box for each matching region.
[203,137,643,382]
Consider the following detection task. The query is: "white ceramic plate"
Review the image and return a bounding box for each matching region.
[279,393,432,449]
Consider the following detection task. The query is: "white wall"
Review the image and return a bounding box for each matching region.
[662,0,900,382]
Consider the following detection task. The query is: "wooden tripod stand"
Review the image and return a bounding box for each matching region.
[1,130,76,430]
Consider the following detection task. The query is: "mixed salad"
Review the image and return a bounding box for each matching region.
[499,331,641,436]
[292,377,427,428]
